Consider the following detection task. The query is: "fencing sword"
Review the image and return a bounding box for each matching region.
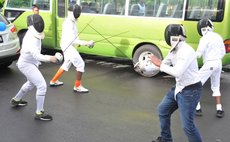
[63,18,94,53]
[94,30,129,43]
[87,24,130,58]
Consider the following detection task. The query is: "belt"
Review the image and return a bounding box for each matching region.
[184,82,202,90]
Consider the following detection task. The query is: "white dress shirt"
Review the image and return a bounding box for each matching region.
[160,41,201,99]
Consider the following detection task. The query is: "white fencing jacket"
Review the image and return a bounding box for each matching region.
[60,14,88,52]
[18,26,50,66]
[196,31,226,63]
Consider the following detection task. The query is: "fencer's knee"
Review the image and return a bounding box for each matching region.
[22,83,34,92]
[61,65,69,71]
[36,83,47,95]
[76,61,85,72]
[80,61,85,68]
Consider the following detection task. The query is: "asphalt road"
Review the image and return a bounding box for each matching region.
[0,55,230,142]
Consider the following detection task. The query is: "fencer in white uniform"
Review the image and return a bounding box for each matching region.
[10,14,58,121]
[50,4,94,93]
[195,18,226,118]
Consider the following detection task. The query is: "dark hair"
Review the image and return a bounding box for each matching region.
[32,4,39,9]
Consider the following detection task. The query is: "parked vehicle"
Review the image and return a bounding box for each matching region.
[0,13,20,68]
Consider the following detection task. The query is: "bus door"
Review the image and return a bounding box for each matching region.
[55,0,69,50]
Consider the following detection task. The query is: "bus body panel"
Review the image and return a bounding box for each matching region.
[77,14,178,58]
[2,0,230,77]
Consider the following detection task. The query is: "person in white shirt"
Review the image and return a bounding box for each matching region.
[10,14,59,121]
[195,18,225,118]
[49,4,94,93]
[138,0,145,16]
[151,24,202,142]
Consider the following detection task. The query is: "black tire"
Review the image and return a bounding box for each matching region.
[0,61,12,68]
[133,44,163,77]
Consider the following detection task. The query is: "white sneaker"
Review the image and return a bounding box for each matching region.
[73,85,89,93]
[50,80,64,87]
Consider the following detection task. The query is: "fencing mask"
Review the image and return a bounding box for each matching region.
[27,14,44,33]
[27,14,45,39]
[68,4,81,19]
[197,18,214,36]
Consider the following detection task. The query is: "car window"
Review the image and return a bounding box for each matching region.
[0,14,10,25]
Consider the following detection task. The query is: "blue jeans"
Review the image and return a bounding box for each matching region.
[157,82,202,142]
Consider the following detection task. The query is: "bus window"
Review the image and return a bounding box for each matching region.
[155,0,184,18]
[69,0,99,14]
[5,0,30,20]
[89,2,100,13]
[78,0,125,15]
[69,0,76,5]
[6,0,32,9]
[129,4,138,16]
[155,2,167,17]
[5,0,50,18]
[102,2,116,14]
[145,1,154,16]
[34,0,50,10]
[166,0,183,18]
[6,0,50,10]
[185,0,224,22]
[102,0,125,15]
[129,0,184,18]
[81,1,96,13]
[129,0,147,16]
[58,0,66,17]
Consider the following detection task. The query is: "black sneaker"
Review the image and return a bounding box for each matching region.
[35,111,53,121]
[216,110,224,118]
[195,109,203,116]
[10,98,28,107]
[152,136,165,142]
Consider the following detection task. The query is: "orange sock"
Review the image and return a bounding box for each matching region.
[75,80,81,87]
[51,68,64,83]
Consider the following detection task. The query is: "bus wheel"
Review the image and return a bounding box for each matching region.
[17,29,27,48]
[133,44,162,77]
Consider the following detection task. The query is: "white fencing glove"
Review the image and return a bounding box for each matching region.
[50,56,58,63]
[55,52,64,63]
[88,40,94,48]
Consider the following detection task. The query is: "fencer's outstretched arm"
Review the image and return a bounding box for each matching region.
[29,47,58,63]
[73,37,94,47]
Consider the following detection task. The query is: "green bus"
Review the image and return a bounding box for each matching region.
[2,0,230,77]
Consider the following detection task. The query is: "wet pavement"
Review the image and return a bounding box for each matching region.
[0,56,230,142]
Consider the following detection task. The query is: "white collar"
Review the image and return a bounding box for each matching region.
[28,26,45,39]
